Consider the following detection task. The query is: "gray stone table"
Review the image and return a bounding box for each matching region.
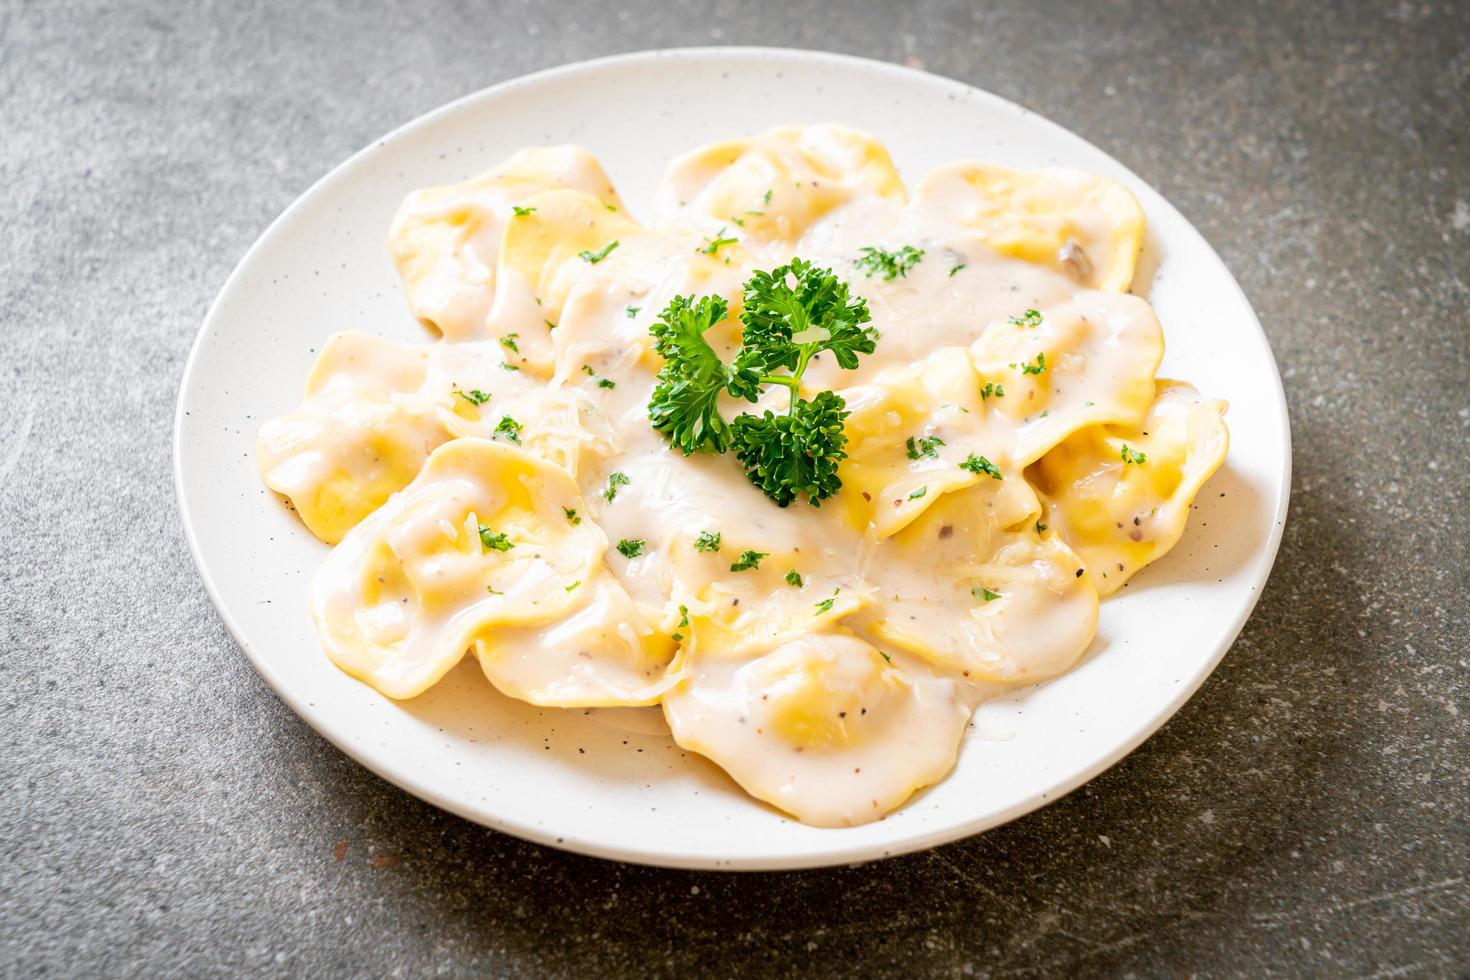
[3,0,1467,975]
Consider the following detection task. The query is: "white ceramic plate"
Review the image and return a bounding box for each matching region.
[175,48,1290,870]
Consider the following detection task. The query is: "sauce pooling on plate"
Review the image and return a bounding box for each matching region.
[256,125,1229,827]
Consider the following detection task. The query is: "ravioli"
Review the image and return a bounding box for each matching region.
[1029,380,1229,595]
[914,162,1146,292]
[257,332,452,544]
[310,439,608,699]
[390,146,624,341]
[655,125,906,243]
[663,631,973,827]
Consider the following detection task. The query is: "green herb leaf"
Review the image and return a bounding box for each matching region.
[478,524,514,552]
[625,305,640,318]
[597,377,616,389]
[1008,309,1043,328]
[785,569,803,587]
[616,538,646,558]
[511,205,536,217]
[980,381,1005,400]
[694,530,721,553]
[493,415,523,444]
[960,454,1003,480]
[456,388,491,406]
[647,294,742,455]
[1018,351,1047,376]
[814,588,840,614]
[1120,444,1147,465]
[853,245,924,280]
[563,507,581,525]
[499,332,520,353]
[905,435,945,460]
[729,550,767,572]
[949,263,966,277]
[579,240,619,264]
[908,485,928,500]
[603,471,630,502]
[698,229,738,256]
[973,586,1002,602]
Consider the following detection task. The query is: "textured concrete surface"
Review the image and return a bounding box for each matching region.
[3,0,1468,975]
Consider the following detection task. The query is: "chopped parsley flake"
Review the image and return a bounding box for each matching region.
[486,585,503,595]
[814,589,840,614]
[853,245,924,280]
[678,604,690,628]
[905,435,945,460]
[729,550,767,572]
[493,415,523,443]
[785,569,803,587]
[603,471,630,502]
[499,332,520,353]
[478,524,514,552]
[511,205,536,217]
[1008,309,1043,328]
[456,388,491,406]
[499,362,519,372]
[581,364,595,376]
[960,454,1003,480]
[908,485,928,500]
[596,377,616,389]
[949,263,966,277]
[694,530,721,553]
[626,306,640,318]
[762,189,773,205]
[565,580,581,591]
[1121,444,1147,465]
[616,538,646,559]
[973,586,1002,602]
[878,650,893,664]
[1017,352,1047,376]
[980,381,1005,400]
[563,507,581,525]
[1035,520,1048,534]
[579,241,619,264]
[697,229,738,255]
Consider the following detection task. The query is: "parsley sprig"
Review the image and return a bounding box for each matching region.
[646,259,878,507]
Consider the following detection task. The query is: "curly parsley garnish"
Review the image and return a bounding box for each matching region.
[729,550,767,572]
[853,245,924,280]
[694,531,721,553]
[579,241,619,264]
[960,454,1003,480]
[646,259,877,507]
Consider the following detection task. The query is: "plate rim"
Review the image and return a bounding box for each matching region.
[173,45,1293,870]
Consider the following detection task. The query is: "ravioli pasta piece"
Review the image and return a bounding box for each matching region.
[850,481,1099,685]
[970,293,1163,466]
[257,332,452,544]
[838,350,1015,539]
[390,146,624,341]
[1029,380,1229,596]
[655,125,906,243]
[914,162,1145,292]
[473,572,677,707]
[310,439,606,699]
[663,631,973,827]
[488,188,645,343]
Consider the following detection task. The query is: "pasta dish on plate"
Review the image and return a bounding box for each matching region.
[255,126,1228,827]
